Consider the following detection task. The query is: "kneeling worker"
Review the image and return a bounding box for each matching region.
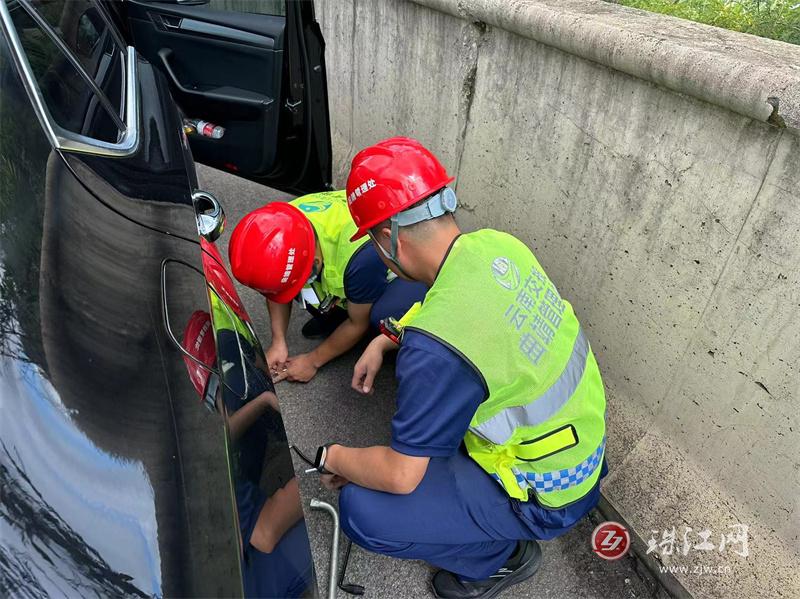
[309,138,608,598]
[229,190,426,383]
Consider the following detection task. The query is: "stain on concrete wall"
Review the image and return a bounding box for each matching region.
[315,1,799,597]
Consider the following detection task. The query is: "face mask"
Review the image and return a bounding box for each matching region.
[297,285,321,308]
[369,229,412,280]
[368,187,458,280]
[369,230,393,263]
[294,261,323,308]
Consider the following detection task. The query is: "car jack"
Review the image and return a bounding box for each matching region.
[310,499,366,597]
[338,538,365,595]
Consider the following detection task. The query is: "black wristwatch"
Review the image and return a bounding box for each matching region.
[314,443,337,474]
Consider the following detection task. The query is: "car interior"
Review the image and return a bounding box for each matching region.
[122,0,331,194]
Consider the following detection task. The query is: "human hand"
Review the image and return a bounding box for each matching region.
[266,340,289,381]
[320,473,348,491]
[351,336,388,395]
[285,353,319,383]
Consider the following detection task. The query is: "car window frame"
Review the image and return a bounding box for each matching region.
[0,0,140,157]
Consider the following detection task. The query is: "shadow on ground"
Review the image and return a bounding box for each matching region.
[198,166,668,599]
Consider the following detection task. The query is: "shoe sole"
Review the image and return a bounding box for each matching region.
[431,542,543,599]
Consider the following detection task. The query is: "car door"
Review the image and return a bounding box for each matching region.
[160,239,316,598]
[117,0,331,195]
[0,2,237,595]
[0,0,316,596]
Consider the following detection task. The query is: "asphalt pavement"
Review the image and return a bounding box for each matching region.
[198,165,668,599]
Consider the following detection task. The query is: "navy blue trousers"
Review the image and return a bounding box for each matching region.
[339,450,601,580]
[368,278,428,330]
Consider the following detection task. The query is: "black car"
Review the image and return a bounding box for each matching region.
[0,0,331,596]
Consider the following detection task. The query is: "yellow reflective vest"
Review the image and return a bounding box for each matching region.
[290,191,370,304]
[402,230,607,508]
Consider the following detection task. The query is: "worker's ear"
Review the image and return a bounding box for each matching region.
[378,225,392,243]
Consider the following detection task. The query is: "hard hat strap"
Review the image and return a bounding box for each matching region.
[394,187,458,228]
[368,188,458,278]
[370,225,411,279]
[390,216,400,261]
[382,186,457,272]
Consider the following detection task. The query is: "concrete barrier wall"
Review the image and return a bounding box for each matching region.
[315,1,800,597]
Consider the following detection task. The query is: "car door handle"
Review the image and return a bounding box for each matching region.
[160,258,246,401]
[158,48,273,109]
[160,258,223,376]
[157,48,194,94]
[161,16,182,30]
[192,190,225,242]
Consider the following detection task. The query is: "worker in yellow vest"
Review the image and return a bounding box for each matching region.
[306,138,608,599]
[228,191,427,383]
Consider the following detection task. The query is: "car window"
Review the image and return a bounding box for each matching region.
[6,0,124,144]
[205,0,286,17]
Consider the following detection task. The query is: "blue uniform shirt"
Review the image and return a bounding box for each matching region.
[343,243,389,304]
[392,330,606,534]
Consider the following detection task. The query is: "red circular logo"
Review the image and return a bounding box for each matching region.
[591,521,630,560]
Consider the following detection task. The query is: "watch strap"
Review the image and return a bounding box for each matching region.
[316,442,337,474]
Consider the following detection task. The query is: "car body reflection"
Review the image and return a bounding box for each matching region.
[1,327,159,597]
[0,3,317,592]
[208,243,315,597]
[182,296,314,597]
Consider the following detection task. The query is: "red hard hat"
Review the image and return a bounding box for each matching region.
[346,137,453,241]
[228,203,315,304]
[200,238,250,322]
[182,310,216,400]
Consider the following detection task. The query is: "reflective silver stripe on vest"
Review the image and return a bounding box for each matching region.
[471,328,589,445]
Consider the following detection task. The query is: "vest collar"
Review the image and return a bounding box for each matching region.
[434,233,463,282]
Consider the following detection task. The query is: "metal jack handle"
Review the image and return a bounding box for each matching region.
[310,499,339,599]
[338,539,365,595]
[309,499,366,597]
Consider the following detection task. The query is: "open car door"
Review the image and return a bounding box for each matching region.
[122,0,331,194]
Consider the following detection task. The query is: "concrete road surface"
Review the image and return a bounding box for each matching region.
[198,165,668,599]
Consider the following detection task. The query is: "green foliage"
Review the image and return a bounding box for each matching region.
[617,0,800,44]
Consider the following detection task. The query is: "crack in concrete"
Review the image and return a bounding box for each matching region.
[767,96,786,128]
[699,129,785,320]
[345,0,358,183]
[453,20,486,193]
[652,129,786,420]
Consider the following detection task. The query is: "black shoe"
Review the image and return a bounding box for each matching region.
[301,308,348,339]
[431,540,542,599]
